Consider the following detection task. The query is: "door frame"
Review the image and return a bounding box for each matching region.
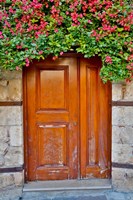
[23,53,112,182]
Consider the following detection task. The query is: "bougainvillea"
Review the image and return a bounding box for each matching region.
[0,0,133,82]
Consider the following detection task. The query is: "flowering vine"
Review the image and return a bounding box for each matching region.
[0,0,133,82]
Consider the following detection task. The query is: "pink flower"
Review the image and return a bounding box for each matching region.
[88,20,92,24]
[0,31,4,39]
[126,65,132,70]
[105,56,112,64]
[60,52,63,55]
[25,58,30,67]
[72,23,77,26]
[16,45,22,49]
[91,30,97,37]
[52,56,58,60]
[127,55,133,61]
[38,50,43,55]
[71,12,78,22]
[16,66,19,71]
[34,3,42,9]
[54,29,58,33]
[124,25,130,31]
[9,7,14,14]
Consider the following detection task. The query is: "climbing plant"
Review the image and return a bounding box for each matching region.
[0,0,133,82]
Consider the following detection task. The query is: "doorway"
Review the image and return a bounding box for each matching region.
[23,55,111,181]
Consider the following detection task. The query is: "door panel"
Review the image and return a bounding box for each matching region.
[37,68,68,110]
[24,55,111,181]
[80,57,111,178]
[37,124,67,166]
[24,57,79,180]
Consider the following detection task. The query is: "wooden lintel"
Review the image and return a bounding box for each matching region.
[0,101,22,106]
[0,165,24,173]
[112,162,133,169]
[112,101,133,106]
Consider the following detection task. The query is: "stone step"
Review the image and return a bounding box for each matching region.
[22,191,108,200]
[22,179,112,200]
[22,190,132,200]
[23,179,112,192]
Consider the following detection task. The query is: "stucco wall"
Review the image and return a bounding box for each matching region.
[0,70,133,199]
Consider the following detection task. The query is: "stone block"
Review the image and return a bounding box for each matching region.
[112,107,133,126]
[112,168,133,192]
[10,126,23,147]
[14,172,24,186]
[4,146,23,167]
[0,80,8,87]
[112,81,133,101]
[8,79,22,101]
[0,172,23,190]
[124,81,133,101]
[112,83,122,101]
[112,126,133,144]
[0,173,14,189]
[0,126,9,142]
[0,85,8,101]
[0,142,9,156]
[0,106,22,126]
[0,155,5,166]
[0,76,22,101]
[0,70,22,80]
[112,143,133,163]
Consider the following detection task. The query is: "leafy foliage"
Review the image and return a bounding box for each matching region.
[0,0,133,82]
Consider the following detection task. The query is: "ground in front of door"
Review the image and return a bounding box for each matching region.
[1,190,133,200]
[21,191,133,200]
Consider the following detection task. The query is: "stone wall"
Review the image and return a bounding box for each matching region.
[0,70,23,199]
[112,82,133,192]
[0,70,133,199]
[0,70,22,101]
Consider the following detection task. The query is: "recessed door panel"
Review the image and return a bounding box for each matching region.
[37,124,67,166]
[86,67,99,166]
[37,67,68,110]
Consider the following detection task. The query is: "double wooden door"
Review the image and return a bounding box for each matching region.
[23,55,111,181]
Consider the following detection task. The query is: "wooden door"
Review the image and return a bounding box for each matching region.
[80,57,111,178]
[24,57,79,181]
[24,55,111,181]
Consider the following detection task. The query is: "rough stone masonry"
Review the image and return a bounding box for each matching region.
[0,70,133,199]
[0,71,23,199]
[112,82,133,192]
